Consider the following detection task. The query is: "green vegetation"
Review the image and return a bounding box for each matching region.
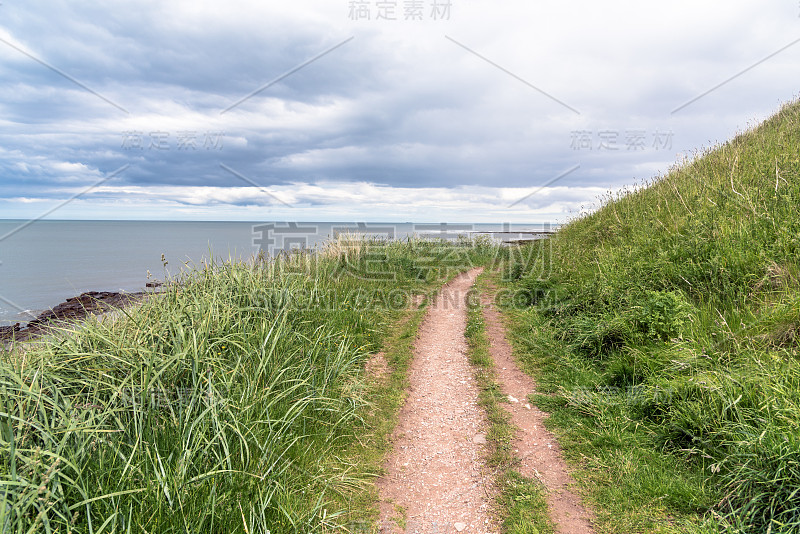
[500,99,800,532]
[465,273,553,534]
[0,236,499,533]
[338,276,430,533]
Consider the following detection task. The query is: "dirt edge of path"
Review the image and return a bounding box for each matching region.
[480,281,595,534]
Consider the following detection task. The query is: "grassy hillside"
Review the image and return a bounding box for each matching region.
[0,236,498,533]
[503,100,800,532]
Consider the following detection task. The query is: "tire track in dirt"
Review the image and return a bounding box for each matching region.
[377,268,496,534]
[480,285,595,534]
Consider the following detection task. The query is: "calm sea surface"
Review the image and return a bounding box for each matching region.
[0,220,550,325]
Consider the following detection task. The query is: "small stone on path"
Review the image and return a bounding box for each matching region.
[454,522,467,532]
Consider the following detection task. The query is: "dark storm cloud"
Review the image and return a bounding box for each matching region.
[1,0,799,220]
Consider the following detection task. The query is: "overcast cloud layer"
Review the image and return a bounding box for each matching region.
[0,0,798,222]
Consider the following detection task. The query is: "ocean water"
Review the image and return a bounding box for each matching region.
[0,220,550,325]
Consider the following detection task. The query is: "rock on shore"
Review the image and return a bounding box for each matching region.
[0,290,146,344]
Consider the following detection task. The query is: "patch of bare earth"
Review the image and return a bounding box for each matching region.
[366,352,390,384]
[410,293,426,309]
[365,294,427,384]
[378,269,496,534]
[480,286,595,534]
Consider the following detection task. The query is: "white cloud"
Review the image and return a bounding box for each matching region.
[0,181,609,223]
[0,0,798,220]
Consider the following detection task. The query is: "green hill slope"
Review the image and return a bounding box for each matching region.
[505,100,800,532]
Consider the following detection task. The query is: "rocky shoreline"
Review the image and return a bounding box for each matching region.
[0,290,149,344]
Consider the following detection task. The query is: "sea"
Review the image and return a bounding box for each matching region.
[0,220,553,326]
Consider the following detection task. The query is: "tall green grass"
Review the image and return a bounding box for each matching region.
[0,236,500,533]
[501,99,800,532]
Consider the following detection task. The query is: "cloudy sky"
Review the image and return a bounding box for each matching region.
[0,0,798,223]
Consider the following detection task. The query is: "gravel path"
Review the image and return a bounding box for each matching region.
[377,268,495,534]
[480,285,594,534]
[377,270,593,534]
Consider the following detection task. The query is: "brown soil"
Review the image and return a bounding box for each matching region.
[365,293,428,384]
[366,352,390,384]
[377,268,496,534]
[480,286,595,534]
[411,293,427,308]
[376,271,594,533]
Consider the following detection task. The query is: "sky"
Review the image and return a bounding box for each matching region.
[0,0,798,223]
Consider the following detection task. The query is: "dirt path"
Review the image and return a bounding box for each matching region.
[480,287,594,534]
[377,271,593,533]
[377,268,495,534]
